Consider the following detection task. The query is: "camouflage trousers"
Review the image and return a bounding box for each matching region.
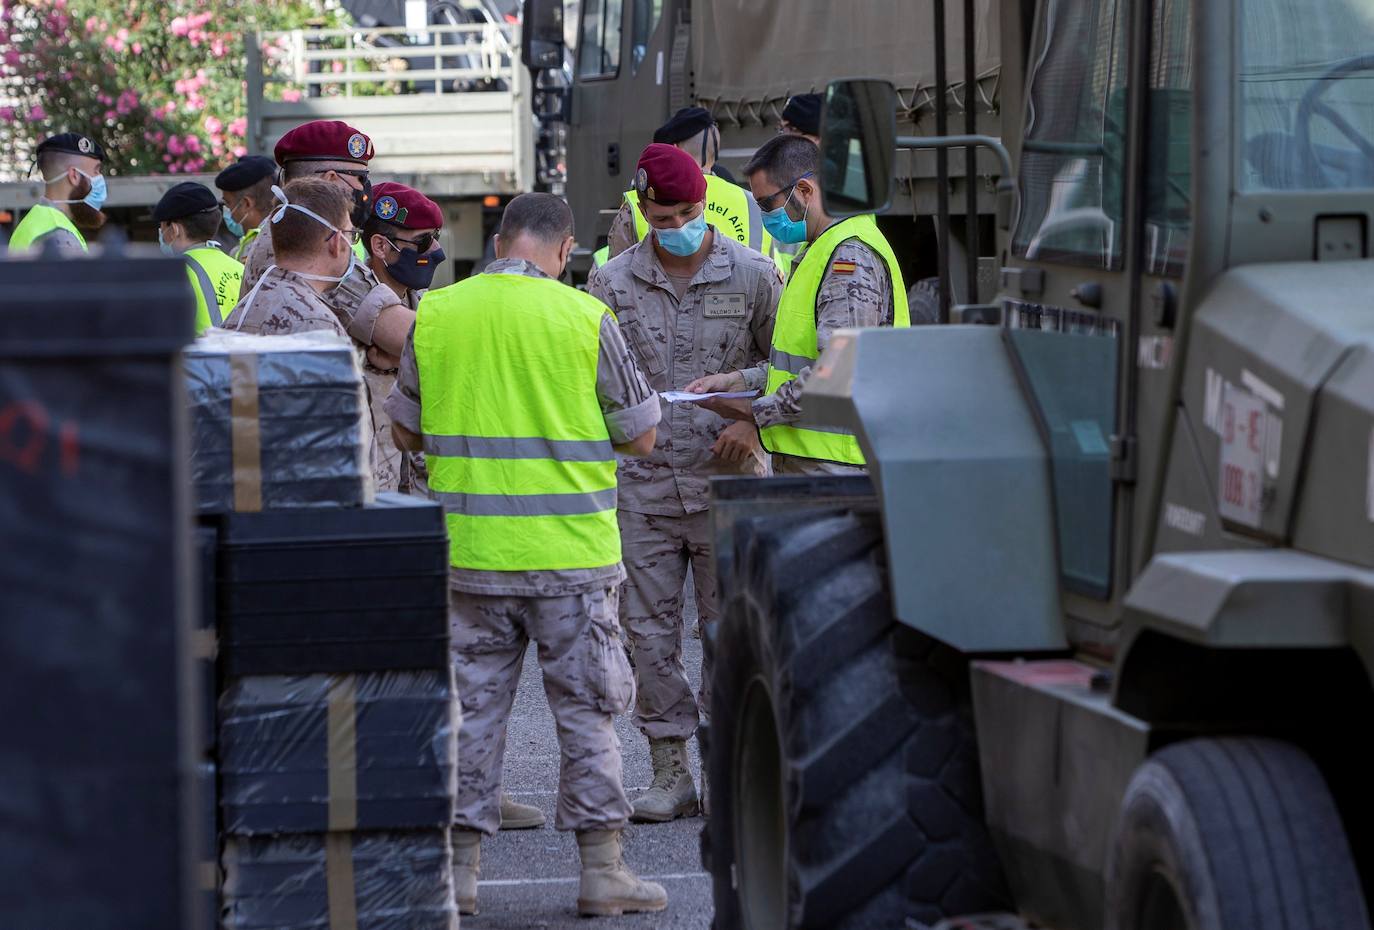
[617,509,718,742]
[449,587,636,835]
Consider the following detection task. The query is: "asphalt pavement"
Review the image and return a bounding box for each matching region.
[465,588,713,930]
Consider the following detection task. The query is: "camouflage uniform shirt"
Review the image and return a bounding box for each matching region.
[241,220,413,492]
[222,265,351,339]
[743,236,894,475]
[588,231,780,515]
[385,257,661,597]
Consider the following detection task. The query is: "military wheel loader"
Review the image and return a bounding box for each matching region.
[703,0,1374,928]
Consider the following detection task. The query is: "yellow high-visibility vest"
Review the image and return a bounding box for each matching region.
[760,214,910,465]
[414,272,621,571]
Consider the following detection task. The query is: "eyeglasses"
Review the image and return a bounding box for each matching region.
[388,231,437,253]
[753,171,813,212]
[334,227,364,245]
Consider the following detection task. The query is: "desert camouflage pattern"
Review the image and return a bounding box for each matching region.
[616,510,718,740]
[241,220,415,492]
[449,586,636,834]
[747,237,894,476]
[587,232,779,516]
[223,265,351,339]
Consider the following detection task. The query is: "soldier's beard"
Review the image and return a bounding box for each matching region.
[65,177,107,233]
[69,201,107,233]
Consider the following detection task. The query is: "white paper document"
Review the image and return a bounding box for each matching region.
[660,390,760,404]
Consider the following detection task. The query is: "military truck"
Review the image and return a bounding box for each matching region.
[691,0,1374,928]
[520,0,1002,307]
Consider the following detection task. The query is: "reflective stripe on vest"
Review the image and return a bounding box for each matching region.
[7,204,88,253]
[760,214,911,466]
[625,173,770,253]
[185,247,245,335]
[413,272,620,572]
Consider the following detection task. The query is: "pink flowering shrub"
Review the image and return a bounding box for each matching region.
[0,0,343,175]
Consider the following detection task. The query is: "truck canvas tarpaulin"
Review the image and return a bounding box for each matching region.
[691,0,1001,114]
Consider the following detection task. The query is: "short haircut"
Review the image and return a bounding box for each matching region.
[744,135,820,189]
[498,192,573,244]
[37,149,83,181]
[178,207,223,242]
[239,174,278,210]
[273,178,350,261]
[362,215,404,254]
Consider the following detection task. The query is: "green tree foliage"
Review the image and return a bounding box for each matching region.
[0,0,347,175]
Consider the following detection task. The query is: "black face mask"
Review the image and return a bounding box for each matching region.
[351,178,373,228]
[386,239,445,291]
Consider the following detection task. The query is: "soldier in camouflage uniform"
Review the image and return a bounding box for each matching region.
[588,144,780,824]
[224,178,357,342]
[688,135,902,476]
[386,194,667,918]
[238,120,416,494]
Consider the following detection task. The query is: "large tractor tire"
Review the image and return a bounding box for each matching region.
[704,509,1009,930]
[1107,737,1371,930]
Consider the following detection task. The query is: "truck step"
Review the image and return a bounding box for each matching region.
[912,915,1042,930]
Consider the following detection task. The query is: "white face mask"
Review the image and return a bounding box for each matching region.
[268,185,356,284]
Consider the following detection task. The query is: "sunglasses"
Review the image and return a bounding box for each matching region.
[387,231,438,253]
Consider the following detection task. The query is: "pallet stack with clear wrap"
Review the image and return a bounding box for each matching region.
[185,330,459,930]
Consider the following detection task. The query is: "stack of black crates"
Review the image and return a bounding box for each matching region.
[202,494,458,930]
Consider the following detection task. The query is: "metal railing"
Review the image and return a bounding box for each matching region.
[254,22,516,96]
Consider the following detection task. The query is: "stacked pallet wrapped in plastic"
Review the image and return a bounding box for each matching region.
[185,329,459,930]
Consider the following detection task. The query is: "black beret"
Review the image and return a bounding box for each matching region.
[215,155,276,192]
[36,132,105,162]
[782,94,823,137]
[653,107,715,145]
[152,181,220,222]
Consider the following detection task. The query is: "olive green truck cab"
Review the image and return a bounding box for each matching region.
[699,0,1374,928]
[523,0,1374,926]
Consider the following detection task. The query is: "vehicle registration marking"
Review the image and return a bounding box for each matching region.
[1218,384,1268,528]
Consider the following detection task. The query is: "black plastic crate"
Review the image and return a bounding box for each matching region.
[0,254,205,930]
[218,671,456,835]
[221,830,456,930]
[215,494,450,676]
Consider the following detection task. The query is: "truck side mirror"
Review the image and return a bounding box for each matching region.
[820,79,897,217]
[521,0,565,71]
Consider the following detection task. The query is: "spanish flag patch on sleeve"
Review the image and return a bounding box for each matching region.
[830,260,857,275]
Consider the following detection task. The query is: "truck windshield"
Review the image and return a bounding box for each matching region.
[1239,0,1374,191]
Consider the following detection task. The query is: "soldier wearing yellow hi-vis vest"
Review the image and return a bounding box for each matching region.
[688,134,909,475]
[599,107,783,272]
[152,181,244,335]
[386,192,669,921]
[8,132,109,256]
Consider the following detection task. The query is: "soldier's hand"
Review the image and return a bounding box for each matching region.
[685,371,745,394]
[712,421,760,464]
[367,346,401,371]
[697,394,755,421]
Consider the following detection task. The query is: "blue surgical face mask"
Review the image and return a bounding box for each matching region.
[157,226,176,256]
[45,168,107,211]
[83,172,108,210]
[655,212,708,257]
[761,184,809,245]
[222,203,246,238]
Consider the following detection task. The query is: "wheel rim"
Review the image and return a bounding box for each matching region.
[1137,865,1190,930]
[734,676,787,930]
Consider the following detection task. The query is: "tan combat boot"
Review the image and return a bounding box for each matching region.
[499,792,546,830]
[576,829,669,917]
[450,829,481,916]
[631,737,698,823]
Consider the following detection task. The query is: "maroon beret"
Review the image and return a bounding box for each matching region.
[371,182,443,229]
[273,120,374,166]
[634,143,707,205]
